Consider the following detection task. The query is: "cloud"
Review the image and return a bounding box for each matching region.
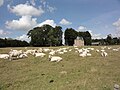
[16,34,31,42]
[6,15,37,31]
[78,26,87,31]
[8,3,44,16]
[0,29,11,36]
[30,0,36,6]
[91,33,102,39]
[113,18,120,28]
[88,30,102,39]
[40,0,56,13]
[40,0,47,7]
[77,26,103,39]
[113,18,120,37]
[89,30,104,39]
[37,19,56,27]
[0,0,4,7]
[60,19,72,25]
[47,5,56,13]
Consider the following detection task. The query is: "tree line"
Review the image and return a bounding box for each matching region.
[65,28,91,46]
[92,34,120,45]
[27,25,120,46]
[0,38,29,47]
[27,24,92,46]
[27,25,63,46]
[0,24,120,47]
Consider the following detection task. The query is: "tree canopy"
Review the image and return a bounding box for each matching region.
[1,24,119,47]
[64,28,92,46]
[92,34,120,45]
[27,24,63,46]
[64,28,78,46]
[0,38,29,47]
[78,31,92,45]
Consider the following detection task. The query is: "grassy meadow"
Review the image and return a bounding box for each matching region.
[0,46,120,90]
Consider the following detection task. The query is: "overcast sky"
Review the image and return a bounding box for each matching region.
[0,0,120,42]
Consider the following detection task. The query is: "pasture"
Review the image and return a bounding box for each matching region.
[0,46,120,90]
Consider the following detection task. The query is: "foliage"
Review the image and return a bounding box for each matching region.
[0,38,29,47]
[1,24,120,47]
[65,28,92,46]
[78,31,92,45]
[27,24,63,46]
[64,28,78,46]
[106,34,114,45]
[92,34,120,45]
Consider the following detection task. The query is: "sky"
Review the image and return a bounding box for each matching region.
[0,0,120,42]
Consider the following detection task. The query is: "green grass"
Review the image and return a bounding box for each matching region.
[0,46,120,90]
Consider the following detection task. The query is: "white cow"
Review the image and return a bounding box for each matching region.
[43,48,50,52]
[101,51,108,57]
[0,54,9,59]
[49,55,62,62]
[19,53,28,59]
[58,51,64,54]
[79,53,86,57]
[25,49,36,55]
[96,49,100,52]
[86,53,92,56]
[34,53,46,57]
[9,50,23,60]
[49,51,56,55]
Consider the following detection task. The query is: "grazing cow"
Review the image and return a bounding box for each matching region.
[43,48,50,52]
[96,49,100,52]
[101,51,108,57]
[79,53,86,57]
[49,51,56,55]
[25,49,36,55]
[19,53,28,59]
[49,55,62,62]
[58,52,64,54]
[113,49,119,51]
[9,50,23,60]
[34,53,46,57]
[0,54,9,59]
[86,53,92,56]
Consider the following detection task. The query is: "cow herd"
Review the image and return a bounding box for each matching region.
[0,46,120,62]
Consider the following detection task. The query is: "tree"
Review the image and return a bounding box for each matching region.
[54,26,63,46]
[27,24,63,46]
[84,31,92,45]
[64,28,92,46]
[113,37,118,45]
[64,28,77,46]
[78,31,92,45]
[28,27,44,46]
[0,38,29,47]
[106,34,113,45]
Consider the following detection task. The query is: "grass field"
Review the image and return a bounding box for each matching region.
[0,46,120,90]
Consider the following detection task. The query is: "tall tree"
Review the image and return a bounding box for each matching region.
[27,24,63,46]
[78,31,92,45]
[54,26,63,46]
[65,28,77,46]
[106,34,113,45]
[84,31,92,45]
[28,27,45,46]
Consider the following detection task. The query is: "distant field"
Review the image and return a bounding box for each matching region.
[0,46,120,90]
